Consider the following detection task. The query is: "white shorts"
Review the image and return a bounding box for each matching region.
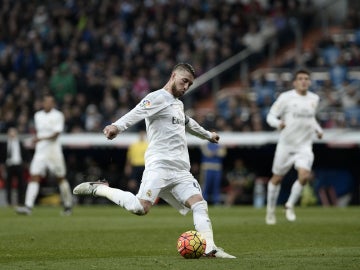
[30,151,66,178]
[272,144,314,176]
[136,168,202,215]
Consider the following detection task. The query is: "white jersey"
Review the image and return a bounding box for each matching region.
[266,89,322,149]
[113,89,212,171]
[30,108,66,177]
[34,108,64,156]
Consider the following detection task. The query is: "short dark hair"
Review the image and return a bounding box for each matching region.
[173,63,195,77]
[293,69,310,80]
[43,93,55,99]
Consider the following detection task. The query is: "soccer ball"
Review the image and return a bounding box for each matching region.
[177,230,206,259]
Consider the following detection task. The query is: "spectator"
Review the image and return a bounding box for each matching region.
[49,62,77,104]
[1,127,28,206]
[225,158,255,206]
[84,104,103,132]
[0,0,355,134]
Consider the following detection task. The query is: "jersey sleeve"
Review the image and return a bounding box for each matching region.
[54,112,65,133]
[112,91,168,132]
[312,95,323,134]
[266,93,286,129]
[185,116,212,140]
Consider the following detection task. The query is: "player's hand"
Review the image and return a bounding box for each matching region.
[279,122,286,130]
[316,131,323,139]
[208,132,220,143]
[103,125,119,140]
[33,136,40,144]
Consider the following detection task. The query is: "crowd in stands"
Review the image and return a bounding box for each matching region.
[208,64,360,132]
[0,0,319,134]
[206,14,360,132]
[0,0,358,135]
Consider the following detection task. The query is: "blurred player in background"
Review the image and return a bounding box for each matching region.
[125,130,148,194]
[16,94,73,215]
[225,158,256,207]
[265,69,323,225]
[73,63,236,258]
[200,141,226,205]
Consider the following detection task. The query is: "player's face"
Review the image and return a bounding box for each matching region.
[170,70,194,98]
[293,73,311,95]
[43,96,55,112]
[7,127,17,138]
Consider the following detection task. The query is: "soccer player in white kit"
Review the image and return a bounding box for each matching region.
[16,94,73,216]
[265,69,323,225]
[73,63,236,258]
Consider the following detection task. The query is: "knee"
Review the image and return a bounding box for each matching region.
[31,175,42,182]
[270,175,283,185]
[185,194,204,208]
[190,200,208,211]
[298,171,312,184]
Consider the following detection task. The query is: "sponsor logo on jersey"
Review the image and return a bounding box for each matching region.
[292,112,314,118]
[172,116,185,125]
[140,99,151,108]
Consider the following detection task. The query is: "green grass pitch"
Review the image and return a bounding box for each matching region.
[0,205,359,270]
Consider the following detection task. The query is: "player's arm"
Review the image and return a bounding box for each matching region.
[312,118,323,139]
[105,93,167,140]
[313,97,323,139]
[185,116,219,143]
[104,106,148,140]
[34,132,60,143]
[266,95,285,130]
[34,113,64,143]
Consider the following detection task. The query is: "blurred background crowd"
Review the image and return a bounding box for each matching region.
[1,0,359,134]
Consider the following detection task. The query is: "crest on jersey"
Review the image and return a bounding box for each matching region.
[146,189,152,198]
[140,99,151,108]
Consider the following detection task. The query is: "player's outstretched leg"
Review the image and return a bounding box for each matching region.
[73,180,109,196]
[73,180,145,215]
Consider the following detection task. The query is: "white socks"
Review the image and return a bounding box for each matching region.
[267,181,280,213]
[285,180,303,208]
[95,185,145,215]
[24,182,39,208]
[191,200,215,253]
[267,180,304,211]
[25,180,73,209]
[59,180,73,208]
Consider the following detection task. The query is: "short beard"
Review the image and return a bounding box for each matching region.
[171,82,181,98]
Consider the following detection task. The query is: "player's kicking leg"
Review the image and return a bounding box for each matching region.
[73,180,145,215]
[73,180,109,196]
